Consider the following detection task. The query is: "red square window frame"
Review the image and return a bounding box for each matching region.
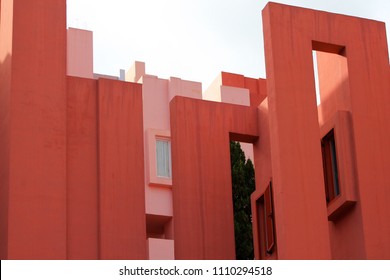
[251,180,277,260]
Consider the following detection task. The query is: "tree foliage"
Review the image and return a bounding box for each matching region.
[230,141,255,260]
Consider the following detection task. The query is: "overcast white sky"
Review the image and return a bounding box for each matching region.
[67,0,390,88]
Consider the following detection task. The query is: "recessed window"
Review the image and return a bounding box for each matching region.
[321,130,340,203]
[256,182,275,259]
[156,139,171,178]
[320,111,357,221]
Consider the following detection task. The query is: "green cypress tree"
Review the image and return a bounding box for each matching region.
[230,141,255,260]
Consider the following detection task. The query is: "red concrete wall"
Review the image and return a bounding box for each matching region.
[97,79,147,259]
[251,98,275,260]
[67,77,99,259]
[0,0,67,259]
[1,0,148,259]
[67,77,147,260]
[170,97,258,259]
[263,3,390,259]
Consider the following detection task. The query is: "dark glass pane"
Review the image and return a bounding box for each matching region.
[330,138,340,197]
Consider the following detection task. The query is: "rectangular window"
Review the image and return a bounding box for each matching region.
[156,139,171,178]
[320,111,357,221]
[256,182,275,259]
[321,130,340,203]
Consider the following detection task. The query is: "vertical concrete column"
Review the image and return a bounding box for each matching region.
[97,79,147,259]
[262,3,332,259]
[0,0,67,259]
[67,77,99,259]
[170,97,258,259]
[338,19,390,260]
[251,99,274,260]
[263,3,390,259]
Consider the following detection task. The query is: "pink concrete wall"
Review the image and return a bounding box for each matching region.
[169,77,202,102]
[220,85,250,106]
[147,238,174,260]
[203,73,252,105]
[203,74,222,102]
[141,71,202,219]
[126,61,145,83]
[142,75,170,131]
[145,188,173,217]
[67,28,94,79]
[141,75,172,219]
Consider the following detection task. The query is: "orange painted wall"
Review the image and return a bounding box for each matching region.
[170,97,258,259]
[67,28,94,79]
[140,75,172,219]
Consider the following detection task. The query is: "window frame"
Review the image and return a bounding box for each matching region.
[321,129,341,204]
[320,111,357,221]
[146,129,172,187]
[156,138,172,179]
[252,180,276,260]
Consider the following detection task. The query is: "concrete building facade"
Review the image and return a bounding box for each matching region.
[0,1,389,260]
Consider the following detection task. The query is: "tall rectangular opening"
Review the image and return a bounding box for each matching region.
[230,141,256,260]
[311,41,350,209]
